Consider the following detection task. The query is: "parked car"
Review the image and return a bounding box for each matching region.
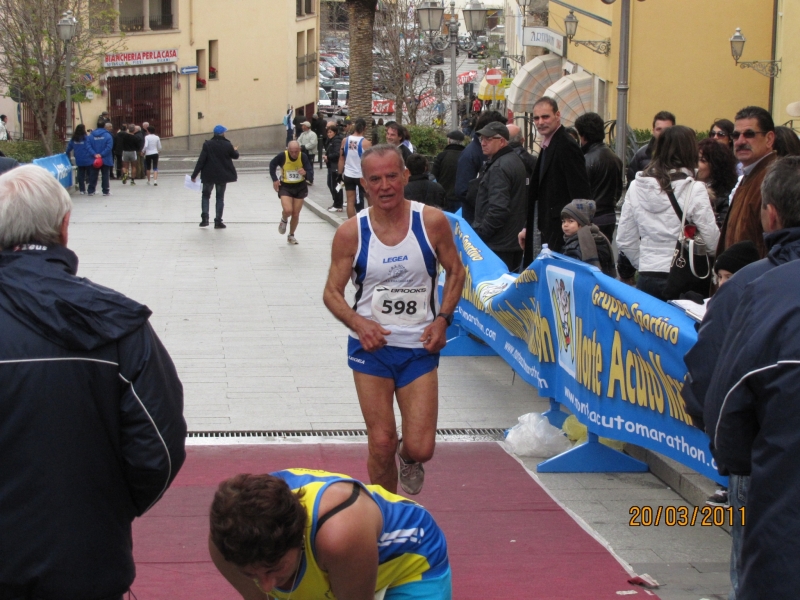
[318,87,336,116]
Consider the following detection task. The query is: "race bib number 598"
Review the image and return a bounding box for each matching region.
[371,285,428,326]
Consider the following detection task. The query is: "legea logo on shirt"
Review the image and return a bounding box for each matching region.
[383,255,408,264]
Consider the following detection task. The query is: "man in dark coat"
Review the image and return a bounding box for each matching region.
[404,153,446,209]
[472,122,528,272]
[718,106,777,258]
[191,125,240,228]
[454,110,506,222]
[521,97,591,265]
[626,110,675,184]
[684,155,800,600]
[507,124,537,184]
[0,165,186,599]
[431,130,465,212]
[324,124,345,212]
[708,258,800,600]
[575,112,623,240]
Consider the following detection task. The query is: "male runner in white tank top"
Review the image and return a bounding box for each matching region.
[324,145,465,495]
[338,118,372,219]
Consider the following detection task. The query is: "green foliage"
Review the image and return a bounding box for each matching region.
[632,128,652,144]
[407,125,446,156]
[0,140,61,163]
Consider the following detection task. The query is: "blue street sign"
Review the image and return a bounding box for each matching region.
[180,66,199,75]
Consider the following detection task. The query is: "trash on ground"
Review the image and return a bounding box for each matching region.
[504,412,572,457]
[627,574,659,589]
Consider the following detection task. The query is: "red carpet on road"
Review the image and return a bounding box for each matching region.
[132,442,654,599]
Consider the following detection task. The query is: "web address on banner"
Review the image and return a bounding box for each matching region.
[503,342,547,388]
[456,306,496,340]
[562,387,715,468]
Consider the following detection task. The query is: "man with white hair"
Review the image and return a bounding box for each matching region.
[0,165,186,599]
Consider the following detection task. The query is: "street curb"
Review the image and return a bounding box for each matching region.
[303,194,347,229]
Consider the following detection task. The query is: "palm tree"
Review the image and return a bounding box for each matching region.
[346,0,375,137]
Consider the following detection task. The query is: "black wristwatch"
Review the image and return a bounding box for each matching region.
[437,312,454,326]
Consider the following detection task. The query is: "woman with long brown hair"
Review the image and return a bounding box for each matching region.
[616,126,720,300]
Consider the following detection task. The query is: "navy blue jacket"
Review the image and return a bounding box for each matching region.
[0,244,186,599]
[706,259,800,600]
[191,134,239,184]
[454,137,485,220]
[684,226,800,462]
[88,128,114,166]
[66,136,97,167]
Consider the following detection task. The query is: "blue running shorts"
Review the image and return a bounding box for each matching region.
[347,337,439,388]
[385,567,452,600]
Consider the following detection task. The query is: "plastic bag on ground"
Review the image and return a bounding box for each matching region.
[504,412,572,457]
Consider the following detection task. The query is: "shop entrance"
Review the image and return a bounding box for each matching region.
[107,72,173,137]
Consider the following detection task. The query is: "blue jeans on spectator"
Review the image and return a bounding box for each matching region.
[285,129,293,147]
[88,165,110,195]
[201,182,227,222]
[76,166,89,193]
[728,474,749,600]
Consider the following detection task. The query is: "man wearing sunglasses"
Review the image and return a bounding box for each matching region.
[718,106,777,258]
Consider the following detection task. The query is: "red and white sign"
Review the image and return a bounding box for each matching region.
[104,49,178,68]
[484,68,502,86]
[372,99,395,115]
[457,70,477,85]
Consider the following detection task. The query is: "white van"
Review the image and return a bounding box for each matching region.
[318,87,334,116]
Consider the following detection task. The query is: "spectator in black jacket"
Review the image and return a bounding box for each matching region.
[455,110,507,223]
[113,123,125,180]
[507,124,537,183]
[472,122,528,272]
[574,112,623,240]
[325,125,345,212]
[191,125,240,228]
[0,165,186,600]
[683,156,800,600]
[626,111,675,185]
[431,130,465,211]
[119,124,143,185]
[404,153,446,209]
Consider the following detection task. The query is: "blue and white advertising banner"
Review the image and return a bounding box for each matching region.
[446,214,722,483]
[33,153,73,190]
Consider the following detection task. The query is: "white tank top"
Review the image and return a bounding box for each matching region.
[343,135,366,178]
[350,201,440,348]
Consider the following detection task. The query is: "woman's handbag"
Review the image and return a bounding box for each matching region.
[663,183,713,300]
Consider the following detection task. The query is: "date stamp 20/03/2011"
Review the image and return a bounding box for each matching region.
[629,505,744,527]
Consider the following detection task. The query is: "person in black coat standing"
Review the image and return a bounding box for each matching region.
[431,130,465,212]
[404,153,446,209]
[191,125,240,229]
[521,97,591,265]
[574,112,623,240]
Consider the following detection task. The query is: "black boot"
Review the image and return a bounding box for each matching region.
[200,213,209,227]
[214,219,226,229]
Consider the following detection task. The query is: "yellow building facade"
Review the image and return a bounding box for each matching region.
[78,0,320,150]
[772,0,800,127]
[507,0,779,134]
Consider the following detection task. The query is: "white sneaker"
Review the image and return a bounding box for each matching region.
[287,234,298,245]
[278,219,287,234]
[397,441,425,495]
[327,206,343,213]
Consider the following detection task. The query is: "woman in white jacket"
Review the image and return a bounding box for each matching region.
[616,126,720,300]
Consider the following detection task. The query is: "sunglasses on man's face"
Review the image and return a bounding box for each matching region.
[708,130,729,138]
[731,130,767,141]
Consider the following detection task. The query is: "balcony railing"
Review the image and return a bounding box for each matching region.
[119,13,174,32]
[150,13,173,30]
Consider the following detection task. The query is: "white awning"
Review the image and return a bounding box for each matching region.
[506,54,563,113]
[542,72,594,127]
[101,63,178,79]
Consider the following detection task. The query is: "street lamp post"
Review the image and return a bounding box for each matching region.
[417,1,487,131]
[615,0,630,163]
[57,10,78,139]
